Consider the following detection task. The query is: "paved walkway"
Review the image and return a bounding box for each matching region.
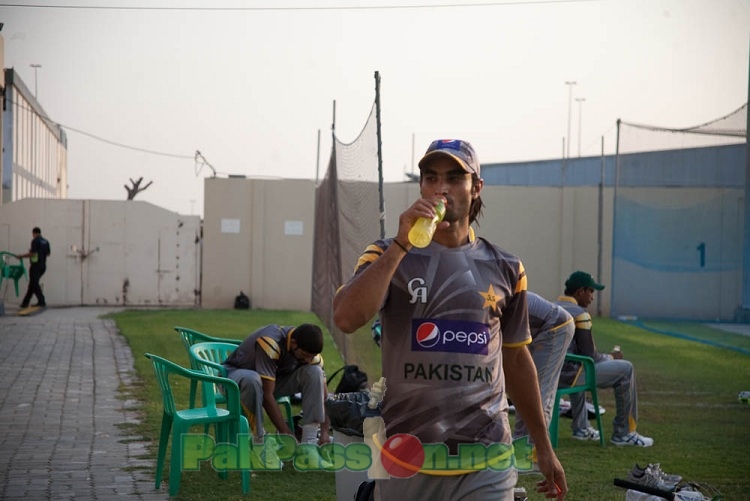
[0,305,166,501]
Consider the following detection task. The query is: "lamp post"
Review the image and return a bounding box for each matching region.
[576,97,586,157]
[30,63,41,99]
[565,81,577,159]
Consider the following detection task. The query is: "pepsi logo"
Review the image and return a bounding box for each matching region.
[411,319,491,355]
[415,322,440,348]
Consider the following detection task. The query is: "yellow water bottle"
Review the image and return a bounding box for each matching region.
[408,199,446,248]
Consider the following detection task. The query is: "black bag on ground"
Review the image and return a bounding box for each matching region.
[327,364,368,393]
[234,291,250,309]
[325,391,376,436]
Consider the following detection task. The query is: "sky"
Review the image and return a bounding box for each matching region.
[2,0,748,217]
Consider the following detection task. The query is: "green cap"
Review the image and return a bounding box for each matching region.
[565,271,605,291]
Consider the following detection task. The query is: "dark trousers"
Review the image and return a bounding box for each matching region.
[21,263,46,307]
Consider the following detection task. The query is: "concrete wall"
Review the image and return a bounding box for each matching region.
[0,178,734,319]
[202,177,315,311]
[0,199,200,306]
[203,177,744,320]
[203,178,615,315]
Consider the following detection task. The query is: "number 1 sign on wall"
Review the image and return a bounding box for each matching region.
[696,242,706,268]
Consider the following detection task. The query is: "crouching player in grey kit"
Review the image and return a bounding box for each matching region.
[333,139,567,500]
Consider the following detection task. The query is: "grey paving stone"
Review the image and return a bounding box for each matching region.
[0,307,167,500]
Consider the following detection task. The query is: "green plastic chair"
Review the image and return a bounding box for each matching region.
[549,353,605,447]
[175,327,294,429]
[174,326,242,408]
[189,341,295,432]
[0,251,27,297]
[175,326,243,347]
[145,353,250,497]
[188,341,240,406]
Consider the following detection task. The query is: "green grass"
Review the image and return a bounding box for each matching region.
[110,310,750,500]
[634,320,750,354]
[109,309,346,501]
[516,318,750,500]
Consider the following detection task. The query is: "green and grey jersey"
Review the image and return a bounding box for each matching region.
[348,235,530,453]
[223,324,323,381]
[527,291,572,335]
[556,295,610,386]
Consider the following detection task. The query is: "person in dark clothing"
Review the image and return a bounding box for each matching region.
[17,227,51,308]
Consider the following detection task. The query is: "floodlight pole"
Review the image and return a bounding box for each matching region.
[30,64,41,99]
[597,135,605,317]
[411,133,415,176]
[576,97,586,157]
[612,118,622,318]
[315,129,321,184]
[565,81,577,159]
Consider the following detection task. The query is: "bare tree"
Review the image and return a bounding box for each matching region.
[124,177,153,200]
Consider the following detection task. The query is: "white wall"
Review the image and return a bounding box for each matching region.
[202,178,315,311]
[204,179,615,315]
[0,199,201,306]
[203,177,741,320]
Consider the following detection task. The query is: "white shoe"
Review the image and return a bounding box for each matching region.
[572,427,600,441]
[611,431,654,447]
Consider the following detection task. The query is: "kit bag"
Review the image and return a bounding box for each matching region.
[233,291,250,309]
[327,364,368,393]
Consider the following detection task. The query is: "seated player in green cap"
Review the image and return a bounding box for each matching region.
[556,271,654,447]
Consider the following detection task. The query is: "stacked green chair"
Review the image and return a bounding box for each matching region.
[145,353,250,496]
[190,341,295,432]
[175,326,242,347]
[175,327,294,424]
[186,341,240,435]
[174,326,242,408]
[549,353,605,447]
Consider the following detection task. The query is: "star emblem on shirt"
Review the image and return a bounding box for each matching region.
[478,284,501,312]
